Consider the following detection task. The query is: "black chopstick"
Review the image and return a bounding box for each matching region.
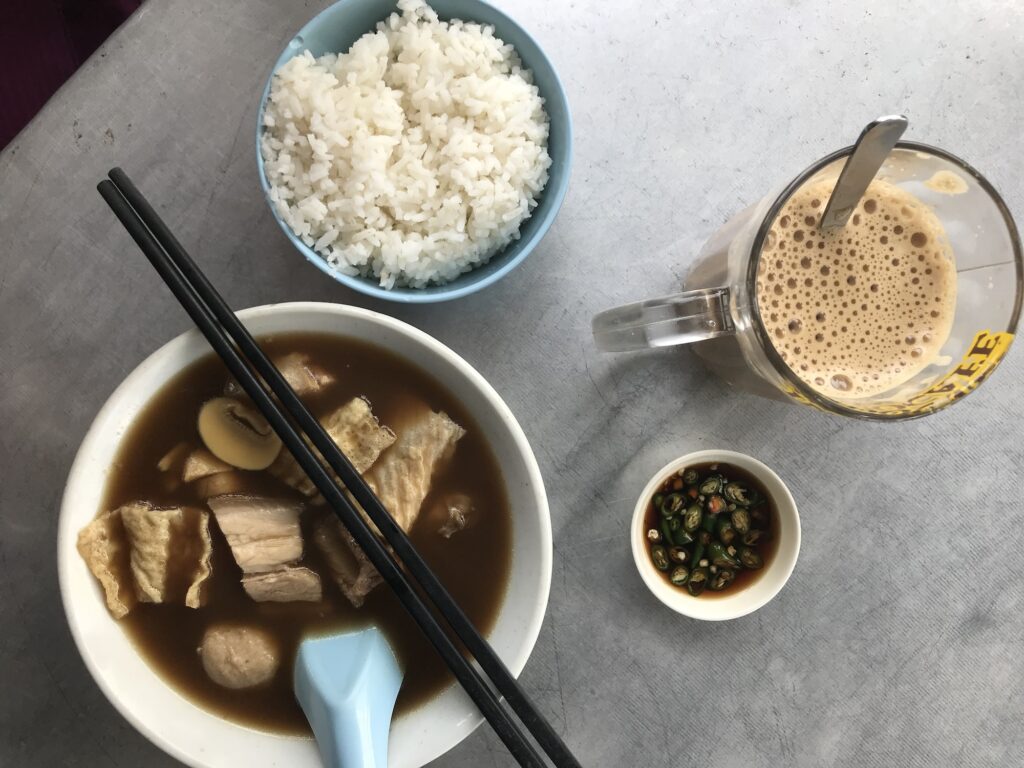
[98,170,579,768]
[104,167,582,768]
[97,177,545,768]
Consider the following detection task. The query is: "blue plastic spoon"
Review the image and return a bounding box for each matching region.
[294,627,403,768]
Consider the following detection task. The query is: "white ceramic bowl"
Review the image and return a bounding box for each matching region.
[630,450,800,621]
[56,302,552,768]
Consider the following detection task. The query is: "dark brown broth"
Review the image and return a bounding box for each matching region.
[101,332,513,734]
[643,462,779,596]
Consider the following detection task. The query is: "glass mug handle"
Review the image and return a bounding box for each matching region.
[592,288,735,352]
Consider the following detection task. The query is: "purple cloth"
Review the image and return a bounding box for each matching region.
[0,0,141,149]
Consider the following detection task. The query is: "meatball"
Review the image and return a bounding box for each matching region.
[199,625,279,689]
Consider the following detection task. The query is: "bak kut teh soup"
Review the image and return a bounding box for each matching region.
[75,333,512,734]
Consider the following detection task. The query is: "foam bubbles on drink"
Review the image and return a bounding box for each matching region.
[756,178,957,400]
[830,374,853,392]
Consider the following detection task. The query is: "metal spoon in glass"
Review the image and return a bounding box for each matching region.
[818,115,909,231]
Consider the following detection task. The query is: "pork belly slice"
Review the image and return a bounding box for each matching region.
[313,516,380,608]
[182,448,233,482]
[76,509,135,619]
[274,353,335,396]
[224,353,334,399]
[242,565,322,603]
[119,502,213,608]
[269,397,396,498]
[207,495,303,573]
[316,409,465,607]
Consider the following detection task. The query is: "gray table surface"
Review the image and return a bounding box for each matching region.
[3,0,1023,765]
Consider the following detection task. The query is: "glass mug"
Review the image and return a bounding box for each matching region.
[592,142,1022,420]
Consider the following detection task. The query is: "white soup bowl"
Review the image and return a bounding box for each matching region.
[57,302,552,768]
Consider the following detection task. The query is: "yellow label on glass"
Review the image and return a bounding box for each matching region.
[785,330,1014,417]
[894,329,1014,415]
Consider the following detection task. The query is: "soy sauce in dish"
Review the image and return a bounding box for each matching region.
[642,463,778,597]
[100,333,513,734]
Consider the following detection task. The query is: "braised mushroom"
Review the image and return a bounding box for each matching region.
[197,397,282,470]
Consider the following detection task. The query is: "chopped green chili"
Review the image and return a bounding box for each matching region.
[645,463,775,596]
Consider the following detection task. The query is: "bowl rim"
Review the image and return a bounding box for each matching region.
[630,449,800,621]
[56,301,553,767]
[254,0,574,303]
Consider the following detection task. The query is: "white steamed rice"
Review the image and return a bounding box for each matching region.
[260,0,552,289]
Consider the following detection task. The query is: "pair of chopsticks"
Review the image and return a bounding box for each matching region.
[97,168,580,768]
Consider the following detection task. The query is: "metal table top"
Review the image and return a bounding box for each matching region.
[2,1,1022,765]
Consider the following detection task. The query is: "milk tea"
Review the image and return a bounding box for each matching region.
[755,178,957,400]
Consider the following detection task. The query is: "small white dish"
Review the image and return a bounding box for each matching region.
[630,450,800,621]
